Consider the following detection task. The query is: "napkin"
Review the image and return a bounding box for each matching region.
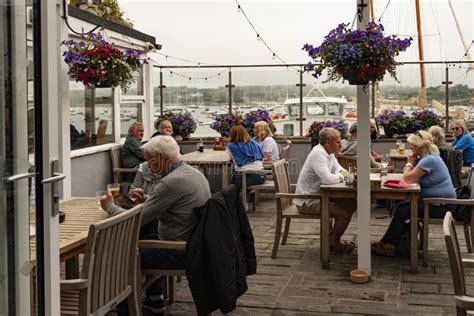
[383,179,412,188]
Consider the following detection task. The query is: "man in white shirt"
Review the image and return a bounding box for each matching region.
[295,128,357,253]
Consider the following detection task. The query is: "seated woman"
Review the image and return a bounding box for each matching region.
[253,121,280,162]
[451,119,474,166]
[428,125,451,151]
[151,119,173,138]
[227,125,266,191]
[371,130,456,257]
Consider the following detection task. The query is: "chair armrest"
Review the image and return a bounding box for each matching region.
[462,258,474,269]
[423,198,474,205]
[276,192,322,200]
[113,167,139,173]
[290,184,297,191]
[138,240,186,250]
[455,295,474,310]
[60,279,88,291]
[262,161,274,168]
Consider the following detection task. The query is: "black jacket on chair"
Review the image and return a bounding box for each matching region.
[186,185,257,315]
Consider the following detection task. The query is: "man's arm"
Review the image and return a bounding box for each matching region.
[312,154,344,184]
[140,182,177,226]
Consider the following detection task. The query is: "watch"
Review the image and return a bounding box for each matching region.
[404,162,414,169]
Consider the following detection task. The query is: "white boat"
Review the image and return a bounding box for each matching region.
[272,95,348,136]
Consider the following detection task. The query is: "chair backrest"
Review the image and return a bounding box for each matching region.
[280,139,292,161]
[81,204,142,314]
[96,119,108,145]
[272,159,291,210]
[439,148,463,188]
[443,211,467,297]
[337,153,357,171]
[110,145,125,183]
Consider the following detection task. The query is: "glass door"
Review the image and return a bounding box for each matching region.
[0,1,62,315]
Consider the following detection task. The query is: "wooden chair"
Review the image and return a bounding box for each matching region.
[271,159,322,259]
[95,119,108,145]
[443,211,474,315]
[138,240,186,304]
[337,153,394,173]
[60,204,143,315]
[422,164,474,267]
[241,168,274,212]
[280,139,292,161]
[110,145,139,186]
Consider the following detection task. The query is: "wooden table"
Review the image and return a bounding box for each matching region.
[320,173,421,273]
[30,197,108,277]
[182,149,232,189]
[389,149,413,171]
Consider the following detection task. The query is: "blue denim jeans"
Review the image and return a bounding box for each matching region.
[231,172,266,191]
[381,200,455,246]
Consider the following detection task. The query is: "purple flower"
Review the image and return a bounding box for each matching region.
[157,112,197,137]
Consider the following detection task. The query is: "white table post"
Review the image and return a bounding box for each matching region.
[356,0,372,275]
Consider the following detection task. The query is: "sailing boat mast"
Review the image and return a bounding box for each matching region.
[447,0,474,71]
[415,0,427,108]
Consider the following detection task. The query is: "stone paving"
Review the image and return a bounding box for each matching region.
[164,195,474,315]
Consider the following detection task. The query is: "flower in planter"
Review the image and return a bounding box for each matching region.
[306,120,348,143]
[376,110,412,135]
[302,22,412,84]
[411,109,442,130]
[210,113,243,137]
[156,112,197,138]
[61,32,149,91]
[242,109,276,136]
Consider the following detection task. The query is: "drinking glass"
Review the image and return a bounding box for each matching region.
[107,183,120,197]
[380,154,390,184]
[95,190,107,211]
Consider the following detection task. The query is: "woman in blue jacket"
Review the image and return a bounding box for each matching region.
[451,119,474,166]
[228,125,266,191]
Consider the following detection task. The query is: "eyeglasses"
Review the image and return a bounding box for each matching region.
[451,127,461,131]
[415,131,423,139]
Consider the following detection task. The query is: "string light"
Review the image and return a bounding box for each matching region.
[234,0,299,71]
[151,51,215,67]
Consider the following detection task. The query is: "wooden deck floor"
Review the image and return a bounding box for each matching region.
[165,195,473,315]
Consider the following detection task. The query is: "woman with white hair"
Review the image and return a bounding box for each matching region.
[451,119,474,166]
[371,130,456,257]
[253,121,279,162]
[428,125,451,151]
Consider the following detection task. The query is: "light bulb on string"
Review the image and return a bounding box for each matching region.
[256,34,261,41]
[237,4,241,13]
[170,71,173,77]
[272,53,276,60]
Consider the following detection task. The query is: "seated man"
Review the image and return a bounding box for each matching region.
[294,128,357,253]
[340,122,382,168]
[101,136,211,314]
[121,122,146,181]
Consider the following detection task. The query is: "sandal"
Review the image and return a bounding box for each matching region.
[330,241,356,254]
[371,241,396,257]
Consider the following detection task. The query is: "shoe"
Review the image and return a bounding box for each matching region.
[371,241,396,257]
[330,241,356,254]
[142,296,166,314]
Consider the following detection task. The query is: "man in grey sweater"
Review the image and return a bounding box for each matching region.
[101,135,211,313]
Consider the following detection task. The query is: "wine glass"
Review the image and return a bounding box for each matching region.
[380,154,390,183]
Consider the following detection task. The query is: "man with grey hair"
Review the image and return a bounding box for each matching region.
[121,122,146,182]
[101,135,211,313]
[295,128,357,254]
[340,122,381,168]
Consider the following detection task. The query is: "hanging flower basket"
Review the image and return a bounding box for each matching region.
[156,111,197,138]
[60,32,149,91]
[302,22,412,84]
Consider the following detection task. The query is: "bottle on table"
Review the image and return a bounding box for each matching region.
[199,139,204,152]
[346,163,354,186]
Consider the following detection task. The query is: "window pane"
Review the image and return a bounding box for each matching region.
[307,103,325,115]
[289,104,300,117]
[328,103,343,116]
[122,68,144,96]
[69,84,114,149]
[120,103,142,137]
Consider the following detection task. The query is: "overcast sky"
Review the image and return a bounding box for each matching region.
[118,0,473,87]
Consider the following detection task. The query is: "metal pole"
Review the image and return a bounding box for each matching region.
[442,64,453,133]
[225,68,235,113]
[296,68,306,136]
[159,69,165,115]
[371,82,375,118]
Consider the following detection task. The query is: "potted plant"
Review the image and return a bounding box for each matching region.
[411,109,442,130]
[210,113,243,137]
[61,32,148,91]
[156,112,197,140]
[302,22,412,85]
[376,110,412,137]
[306,120,348,147]
[242,109,276,136]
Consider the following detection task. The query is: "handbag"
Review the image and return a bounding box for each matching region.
[454,184,472,224]
[383,179,412,189]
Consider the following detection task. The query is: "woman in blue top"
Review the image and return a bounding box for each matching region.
[228,125,266,191]
[451,119,474,166]
[372,130,456,257]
